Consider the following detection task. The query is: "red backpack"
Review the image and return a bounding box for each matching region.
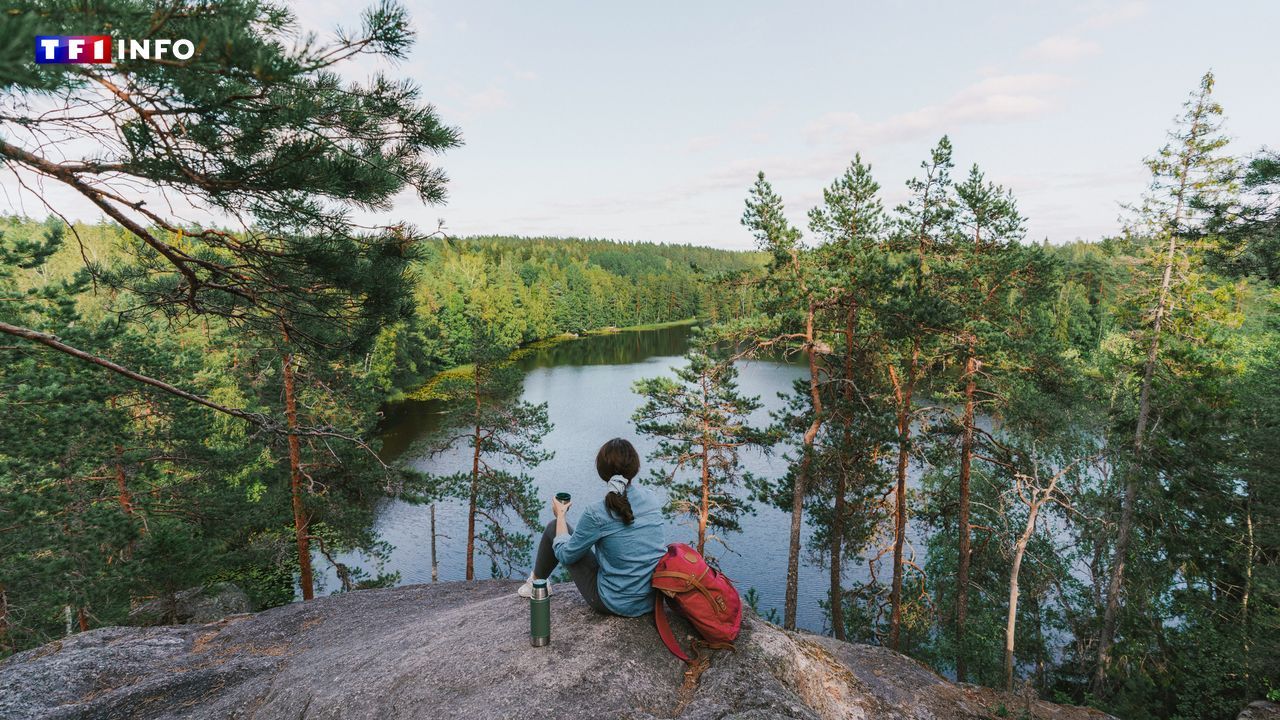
[651,543,743,662]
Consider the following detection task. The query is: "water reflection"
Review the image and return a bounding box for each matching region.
[379,326,702,460]
[330,323,915,634]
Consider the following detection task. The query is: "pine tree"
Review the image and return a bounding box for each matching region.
[632,341,770,555]
[806,155,896,640]
[0,223,133,648]
[944,163,1057,681]
[0,219,365,647]
[1203,150,1280,703]
[884,137,956,651]
[0,0,461,612]
[1206,150,1280,282]
[1094,71,1237,691]
[738,172,825,630]
[422,320,551,579]
[0,0,459,433]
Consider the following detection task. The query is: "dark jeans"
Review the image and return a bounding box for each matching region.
[533,519,611,614]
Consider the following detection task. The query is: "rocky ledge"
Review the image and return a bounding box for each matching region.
[0,581,1117,719]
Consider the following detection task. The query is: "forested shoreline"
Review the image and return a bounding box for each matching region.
[373,234,765,396]
[1,2,1277,719]
[0,220,757,640]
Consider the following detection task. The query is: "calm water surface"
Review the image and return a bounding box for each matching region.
[321,324,929,633]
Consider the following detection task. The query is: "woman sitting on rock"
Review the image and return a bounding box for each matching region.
[518,437,666,617]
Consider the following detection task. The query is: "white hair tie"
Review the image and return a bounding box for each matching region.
[607,475,630,495]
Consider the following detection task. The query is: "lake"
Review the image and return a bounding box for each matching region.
[319,323,930,633]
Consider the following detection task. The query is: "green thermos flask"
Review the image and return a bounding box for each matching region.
[529,579,550,647]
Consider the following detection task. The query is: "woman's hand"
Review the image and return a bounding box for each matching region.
[552,497,572,518]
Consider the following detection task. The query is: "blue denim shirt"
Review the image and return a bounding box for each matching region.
[552,485,667,616]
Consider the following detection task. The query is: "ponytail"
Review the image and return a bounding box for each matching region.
[605,485,634,525]
[596,438,640,525]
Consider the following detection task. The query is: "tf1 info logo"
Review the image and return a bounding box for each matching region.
[35,36,197,64]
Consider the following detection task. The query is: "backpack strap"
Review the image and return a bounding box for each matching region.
[653,570,728,616]
[653,593,691,663]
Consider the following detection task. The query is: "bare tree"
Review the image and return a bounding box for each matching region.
[1003,450,1095,691]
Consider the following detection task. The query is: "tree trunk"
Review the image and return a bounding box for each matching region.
[114,445,134,517]
[831,468,847,640]
[787,448,813,632]
[431,503,439,583]
[108,398,135,520]
[1243,484,1254,696]
[831,300,857,641]
[466,415,481,581]
[699,442,710,556]
[0,582,9,653]
[956,341,977,681]
[1096,204,1182,690]
[1006,462,1068,691]
[785,304,823,631]
[888,341,919,651]
[466,364,487,581]
[1034,594,1047,691]
[1006,495,1041,691]
[890,410,910,651]
[281,335,314,601]
[698,375,711,556]
[1095,115,1197,690]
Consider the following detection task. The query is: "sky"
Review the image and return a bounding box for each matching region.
[5,1,1278,250]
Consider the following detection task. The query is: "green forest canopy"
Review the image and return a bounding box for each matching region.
[0,1,1276,718]
[0,214,763,645]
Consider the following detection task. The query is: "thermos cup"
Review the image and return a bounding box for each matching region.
[555,492,571,503]
[529,578,550,647]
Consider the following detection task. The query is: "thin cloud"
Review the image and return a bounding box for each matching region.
[1025,34,1102,63]
[463,88,510,114]
[805,74,1068,147]
[682,135,723,154]
[524,73,1071,236]
[1082,0,1150,30]
[1021,1,1146,66]
[1005,167,1147,195]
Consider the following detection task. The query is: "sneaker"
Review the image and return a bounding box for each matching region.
[517,575,550,598]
